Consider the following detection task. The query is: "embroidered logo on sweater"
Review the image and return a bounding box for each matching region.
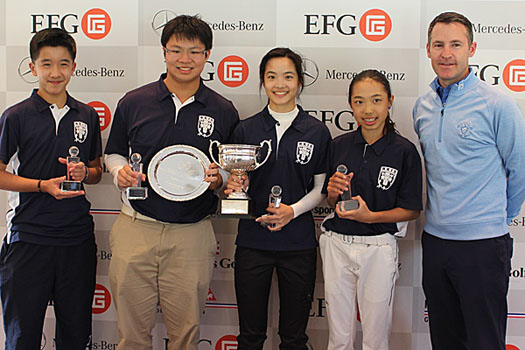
[377,166,398,190]
[197,115,215,137]
[457,120,473,138]
[296,141,314,164]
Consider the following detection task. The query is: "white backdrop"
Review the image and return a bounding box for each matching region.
[1,0,524,349]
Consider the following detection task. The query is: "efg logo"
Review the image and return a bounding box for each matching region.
[215,335,238,350]
[506,345,521,350]
[88,101,112,132]
[305,109,357,132]
[92,283,111,314]
[218,55,249,88]
[359,9,392,42]
[304,9,392,41]
[503,59,525,92]
[31,8,111,40]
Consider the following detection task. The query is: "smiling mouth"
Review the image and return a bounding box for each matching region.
[273,91,288,95]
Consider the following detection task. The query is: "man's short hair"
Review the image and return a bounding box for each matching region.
[161,15,212,51]
[428,11,474,45]
[30,28,77,61]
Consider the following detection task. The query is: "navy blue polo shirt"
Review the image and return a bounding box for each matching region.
[233,106,331,251]
[104,74,239,223]
[0,90,102,246]
[322,128,422,236]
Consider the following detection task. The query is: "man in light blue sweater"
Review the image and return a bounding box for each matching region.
[413,11,525,350]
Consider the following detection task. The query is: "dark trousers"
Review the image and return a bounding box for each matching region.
[234,246,317,350]
[0,236,97,350]
[422,231,513,350]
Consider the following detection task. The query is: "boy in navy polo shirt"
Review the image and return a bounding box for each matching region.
[0,28,103,349]
[104,15,239,350]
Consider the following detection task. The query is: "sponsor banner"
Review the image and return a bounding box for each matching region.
[72,92,122,139]
[397,239,416,287]
[221,94,267,122]
[202,280,239,326]
[6,46,139,93]
[94,230,112,276]
[5,0,138,46]
[140,1,276,47]
[212,232,236,281]
[276,0,421,48]
[91,276,117,321]
[294,47,418,98]
[0,0,4,46]
[508,290,525,336]
[412,286,430,333]
[0,46,6,91]
[0,91,5,117]
[422,0,525,50]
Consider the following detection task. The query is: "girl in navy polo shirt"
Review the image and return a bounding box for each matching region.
[320,70,422,350]
[225,47,331,350]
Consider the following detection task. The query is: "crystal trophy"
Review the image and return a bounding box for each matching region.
[261,185,282,228]
[336,164,359,211]
[126,153,148,200]
[61,146,82,192]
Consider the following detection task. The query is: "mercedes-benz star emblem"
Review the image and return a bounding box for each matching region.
[18,57,38,84]
[151,9,177,36]
[302,57,319,87]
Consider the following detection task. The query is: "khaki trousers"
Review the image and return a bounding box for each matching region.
[109,211,216,350]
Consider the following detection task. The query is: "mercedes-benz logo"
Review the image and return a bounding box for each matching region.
[151,9,177,36]
[18,57,38,84]
[302,57,319,87]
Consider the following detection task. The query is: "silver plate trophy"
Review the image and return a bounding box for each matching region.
[210,139,272,217]
[336,164,359,211]
[126,153,148,200]
[261,185,282,228]
[147,145,211,201]
[61,146,82,192]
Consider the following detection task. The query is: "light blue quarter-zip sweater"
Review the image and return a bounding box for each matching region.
[413,70,525,240]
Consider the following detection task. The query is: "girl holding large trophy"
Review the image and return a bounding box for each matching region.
[225,48,331,349]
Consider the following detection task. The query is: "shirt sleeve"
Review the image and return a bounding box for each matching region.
[395,142,423,211]
[494,97,525,220]
[0,109,20,164]
[291,173,326,218]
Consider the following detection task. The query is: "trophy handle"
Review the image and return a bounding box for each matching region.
[254,139,272,170]
[209,140,221,165]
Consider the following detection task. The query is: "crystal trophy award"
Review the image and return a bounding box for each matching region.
[126,153,148,200]
[261,185,282,228]
[210,139,272,217]
[60,146,82,192]
[336,164,359,211]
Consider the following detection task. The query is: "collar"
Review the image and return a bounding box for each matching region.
[30,89,79,113]
[156,73,209,106]
[261,105,308,133]
[430,68,478,97]
[354,127,394,156]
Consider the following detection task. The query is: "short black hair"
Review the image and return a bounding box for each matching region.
[30,28,77,62]
[428,11,474,45]
[259,47,305,95]
[161,15,212,51]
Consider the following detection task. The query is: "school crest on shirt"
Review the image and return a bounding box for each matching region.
[197,115,215,137]
[73,121,88,143]
[296,141,314,165]
[457,120,473,138]
[377,166,398,190]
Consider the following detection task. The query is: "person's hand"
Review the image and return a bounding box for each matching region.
[255,203,294,231]
[327,171,353,201]
[224,173,249,195]
[58,158,86,182]
[205,163,223,190]
[117,165,145,189]
[40,176,85,200]
[335,195,376,224]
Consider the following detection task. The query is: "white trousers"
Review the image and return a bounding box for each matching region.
[319,231,399,350]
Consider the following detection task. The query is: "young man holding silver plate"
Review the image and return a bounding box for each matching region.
[104,15,239,350]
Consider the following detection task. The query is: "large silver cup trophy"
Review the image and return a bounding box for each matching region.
[210,139,272,217]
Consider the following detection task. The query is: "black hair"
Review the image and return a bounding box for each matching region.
[161,15,213,51]
[30,28,76,61]
[348,69,396,135]
[428,11,474,45]
[259,47,304,95]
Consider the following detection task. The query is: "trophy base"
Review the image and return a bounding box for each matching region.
[338,199,359,211]
[218,198,255,218]
[61,180,82,192]
[126,187,148,200]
